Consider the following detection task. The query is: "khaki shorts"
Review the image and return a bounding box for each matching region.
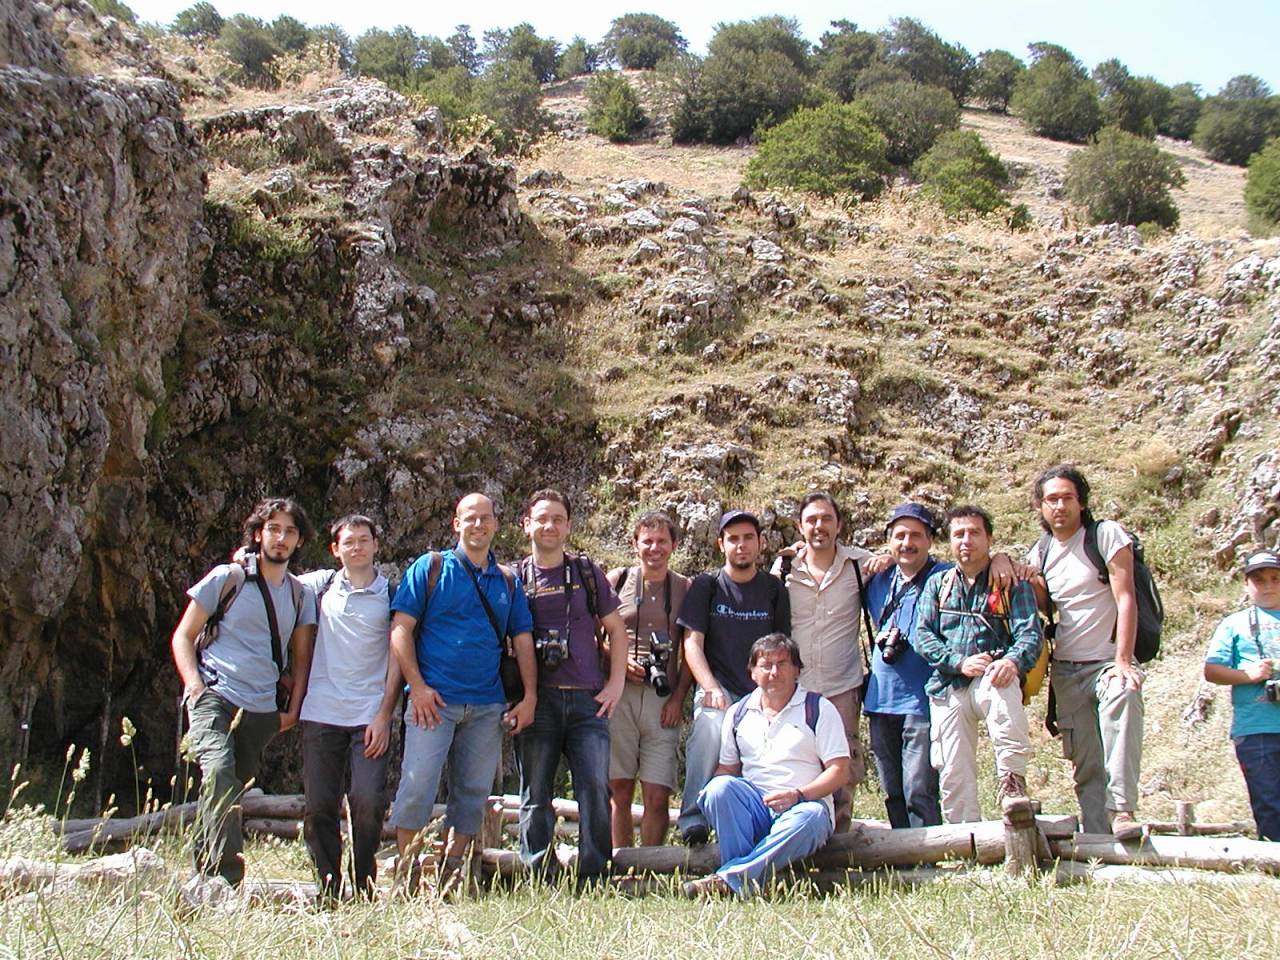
[608,681,680,789]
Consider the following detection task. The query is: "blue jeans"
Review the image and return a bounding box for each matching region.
[678,685,744,836]
[1234,733,1280,841]
[868,712,941,829]
[698,775,832,897]
[516,687,612,882]
[388,701,504,836]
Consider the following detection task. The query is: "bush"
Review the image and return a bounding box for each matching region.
[1065,127,1185,227]
[1160,83,1202,140]
[743,102,889,200]
[1245,137,1280,230]
[972,49,1024,112]
[603,13,686,70]
[585,72,647,141]
[857,81,959,166]
[474,57,551,155]
[1194,79,1280,165]
[1012,45,1100,142]
[913,129,1009,215]
[559,37,602,78]
[90,0,136,22]
[218,15,282,86]
[172,2,222,38]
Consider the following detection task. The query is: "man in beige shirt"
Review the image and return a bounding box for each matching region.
[772,491,881,831]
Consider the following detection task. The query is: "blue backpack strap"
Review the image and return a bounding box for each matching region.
[804,690,820,733]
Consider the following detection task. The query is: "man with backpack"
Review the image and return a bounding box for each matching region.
[677,509,791,845]
[296,514,401,901]
[770,492,874,831]
[517,488,629,885]
[1028,465,1146,838]
[913,506,1043,823]
[170,497,318,888]
[387,493,536,893]
[682,633,849,898]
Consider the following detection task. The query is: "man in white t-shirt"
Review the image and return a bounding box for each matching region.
[297,515,401,900]
[682,633,849,898]
[1028,465,1144,838]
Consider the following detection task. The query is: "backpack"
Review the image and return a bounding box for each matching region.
[1036,521,1164,663]
[195,562,307,669]
[730,689,821,750]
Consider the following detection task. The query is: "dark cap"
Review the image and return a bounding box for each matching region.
[885,503,938,537]
[1242,549,1280,575]
[718,510,761,534]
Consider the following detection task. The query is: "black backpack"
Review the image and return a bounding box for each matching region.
[1037,521,1163,663]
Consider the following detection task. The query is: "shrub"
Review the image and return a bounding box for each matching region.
[1012,45,1100,143]
[743,102,889,200]
[559,37,601,78]
[857,81,959,166]
[474,57,551,155]
[218,15,282,86]
[913,129,1009,215]
[1194,78,1280,165]
[586,72,647,142]
[172,2,222,38]
[1160,83,1202,140]
[602,13,686,70]
[972,49,1024,112]
[1065,127,1186,227]
[1245,137,1280,230]
[90,0,136,22]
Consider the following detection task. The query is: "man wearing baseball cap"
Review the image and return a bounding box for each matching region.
[1203,549,1280,840]
[675,509,791,845]
[862,503,948,828]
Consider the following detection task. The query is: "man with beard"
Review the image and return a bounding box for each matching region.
[171,497,318,888]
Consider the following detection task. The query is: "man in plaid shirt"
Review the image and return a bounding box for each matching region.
[913,506,1044,823]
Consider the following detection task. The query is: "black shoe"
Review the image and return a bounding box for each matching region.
[681,825,710,846]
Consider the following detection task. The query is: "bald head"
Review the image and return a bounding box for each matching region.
[453,493,498,559]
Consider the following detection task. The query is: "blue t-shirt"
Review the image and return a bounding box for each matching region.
[862,559,951,717]
[391,548,533,705]
[1204,605,1280,739]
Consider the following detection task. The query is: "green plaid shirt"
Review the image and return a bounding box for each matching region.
[912,566,1043,699]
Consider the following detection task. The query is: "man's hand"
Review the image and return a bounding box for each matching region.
[1102,661,1144,691]
[505,694,536,734]
[625,656,646,684]
[1243,660,1276,683]
[985,657,1019,689]
[595,680,625,718]
[960,653,993,678]
[702,687,728,711]
[364,713,391,758]
[279,709,300,733]
[762,787,803,812]
[862,554,893,577]
[183,679,207,704]
[660,696,683,728]
[409,682,445,729]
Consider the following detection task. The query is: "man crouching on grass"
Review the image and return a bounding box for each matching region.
[683,633,849,898]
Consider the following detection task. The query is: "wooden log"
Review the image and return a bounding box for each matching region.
[1002,797,1040,877]
[495,794,678,823]
[1175,800,1195,836]
[61,804,197,853]
[1053,860,1280,887]
[0,847,167,893]
[1141,820,1254,837]
[1053,833,1280,874]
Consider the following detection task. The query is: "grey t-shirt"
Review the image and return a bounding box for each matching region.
[1027,521,1133,662]
[189,564,317,713]
[297,569,391,727]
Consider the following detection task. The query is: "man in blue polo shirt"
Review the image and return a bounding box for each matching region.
[387,493,537,892]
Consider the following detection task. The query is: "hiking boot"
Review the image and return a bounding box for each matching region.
[997,772,1028,804]
[1108,809,1143,841]
[680,874,733,899]
[680,825,710,847]
[436,856,474,900]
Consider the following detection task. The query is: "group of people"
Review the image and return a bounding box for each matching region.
[169,464,1279,901]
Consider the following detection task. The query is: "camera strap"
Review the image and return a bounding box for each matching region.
[876,560,934,630]
[251,571,288,678]
[851,558,875,673]
[456,548,511,648]
[626,567,672,655]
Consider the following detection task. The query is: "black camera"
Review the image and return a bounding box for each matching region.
[534,629,568,669]
[638,631,673,697]
[1265,678,1280,704]
[876,624,908,664]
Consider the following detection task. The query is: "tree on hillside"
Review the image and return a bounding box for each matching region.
[1160,83,1202,140]
[743,101,889,200]
[559,37,602,78]
[1065,127,1185,227]
[602,13,686,69]
[1011,43,1101,142]
[353,26,421,87]
[90,0,136,22]
[1194,76,1280,165]
[218,15,282,86]
[879,17,972,102]
[707,16,810,73]
[585,72,647,141]
[857,81,960,166]
[1094,59,1157,137]
[853,62,911,95]
[269,15,310,53]
[913,129,1010,215]
[309,24,353,70]
[1245,136,1280,231]
[972,49,1024,112]
[172,2,223,38]
[474,56,552,154]
[813,20,882,102]
[447,25,480,75]
[483,23,560,83]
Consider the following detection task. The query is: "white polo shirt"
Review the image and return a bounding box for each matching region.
[298,570,392,727]
[719,685,850,824]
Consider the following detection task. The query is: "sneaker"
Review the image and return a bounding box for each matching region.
[680,874,733,899]
[997,772,1028,804]
[680,825,710,847]
[1108,809,1143,841]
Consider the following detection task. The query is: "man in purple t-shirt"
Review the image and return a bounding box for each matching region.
[516,488,629,884]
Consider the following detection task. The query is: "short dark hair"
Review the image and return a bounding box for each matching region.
[634,510,680,544]
[799,491,843,525]
[524,488,572,519]
[748,632,804,670]
[945,505,993,536]
[1032,464,1094,531]
[242,497,314,549]
[330,514,378,543]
